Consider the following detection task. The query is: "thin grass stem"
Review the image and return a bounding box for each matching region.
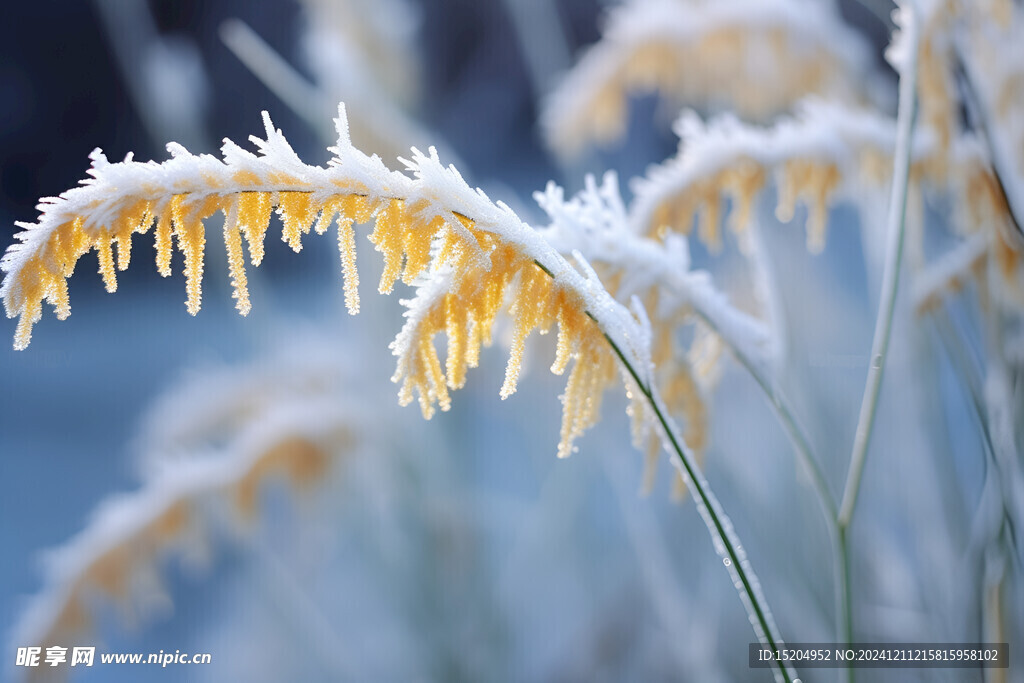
[836,525,853,683]
[689,306,852,672]
[834,7,920,680]
[599,324,797,683]
[839,1,920,529]
[220,19,336,142]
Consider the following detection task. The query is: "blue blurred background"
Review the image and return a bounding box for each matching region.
[4,1,1013,681]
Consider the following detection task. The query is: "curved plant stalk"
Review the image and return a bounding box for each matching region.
[684,288,855,670]
[536,174,837,667]
[534,175,834,526]
[541,254,798,682]
[600,325,797,683]
[702,306,852,676]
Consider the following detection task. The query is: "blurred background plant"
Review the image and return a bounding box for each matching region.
[1,0,1022,681]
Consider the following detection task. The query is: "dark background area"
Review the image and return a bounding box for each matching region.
[0,0,609,241]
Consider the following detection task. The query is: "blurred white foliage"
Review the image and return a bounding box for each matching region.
[542,0,876,158]
[93,0,211,151]
[221,0,442,162]
[8,337,358,667]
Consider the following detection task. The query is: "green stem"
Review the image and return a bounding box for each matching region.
[690,309,852,671]
[600,325,797,683]
[836,525,853,683]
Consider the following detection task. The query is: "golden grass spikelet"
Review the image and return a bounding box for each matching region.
[628,101,992,257]
[237,191,273,266]
[635,109,1023,320]
[631,110,862,255]
[368,198,428,293]
[223,203,253,315]
[543,0,872,159]
[558,336,617,459]
[96,233,117,293]
[1,134,380,348]
[391,247,621,461]
[916,3,959,154]
[775,160,841,254]
[154,211,174,277]
[634,94,1024,322]
[388,226,618,459]
[940,152,1024,309]
[3,107,649,461]
[628,297,709,497]
[232,436,333,520]
[602,263,714,488]
[17,498,198,653]
[4,185,363,346]
[980,0,1014,26]
[912,0,1018,160]
[656,328,708,456]
[335,211,361,313]
[536,174,720,485]
[644,153,847,253]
